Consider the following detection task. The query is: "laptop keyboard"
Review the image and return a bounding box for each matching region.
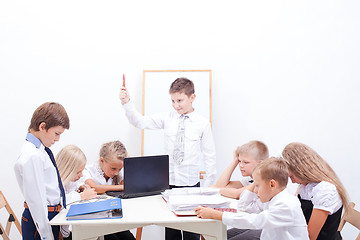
[116,190,163,199]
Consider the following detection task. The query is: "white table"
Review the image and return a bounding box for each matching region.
[50,195,227,240]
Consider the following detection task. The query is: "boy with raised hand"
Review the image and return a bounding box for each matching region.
[216,140,268,200]
[14,102,70,240]
[195,157,309,240]
[119,77,216,240]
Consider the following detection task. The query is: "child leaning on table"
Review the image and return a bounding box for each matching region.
[14,102,70,240]
[216,140,269,199]
[56,144,97,204]
[81,140,135,240]
[282,142,349,240]
[120,77,216,240]
[195,157,309,240]
[55,144,97,239]
[82,140,127,194]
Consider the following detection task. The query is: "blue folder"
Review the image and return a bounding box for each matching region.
[66,198,123,220]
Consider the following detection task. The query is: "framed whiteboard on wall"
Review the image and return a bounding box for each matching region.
[142,70,212,156]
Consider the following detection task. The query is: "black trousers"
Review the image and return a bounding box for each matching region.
[165,182,200,240]
[63,230,135,240]
[227,228,261,240]
[22,207,61,240]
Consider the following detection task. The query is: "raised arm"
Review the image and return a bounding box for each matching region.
[215,157,243,188]
[119,86,130,105]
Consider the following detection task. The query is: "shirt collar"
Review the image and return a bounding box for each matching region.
[25,132,43,149]
[177,110,195,120]
[269,188,288,205]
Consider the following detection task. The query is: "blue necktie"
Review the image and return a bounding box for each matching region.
[45,147,66,208]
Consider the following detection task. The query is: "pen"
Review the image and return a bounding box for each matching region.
[123,74,125,87]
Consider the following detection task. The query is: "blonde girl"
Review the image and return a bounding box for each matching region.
[83,140,129,194]
[282,142,348,240]
[56,145,97,202]
[55,145,97,239]
[82,140,135,240]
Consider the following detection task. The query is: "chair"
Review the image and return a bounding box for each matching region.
[338,202,360,240]
[199,171,206,180]
[0,191,22,240]
[135,227,143,240]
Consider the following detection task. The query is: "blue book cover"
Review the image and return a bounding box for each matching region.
[66,198,122,220]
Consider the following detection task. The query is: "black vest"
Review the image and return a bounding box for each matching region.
[298,195,342,240]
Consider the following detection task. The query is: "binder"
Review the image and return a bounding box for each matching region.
[66,198,123,220]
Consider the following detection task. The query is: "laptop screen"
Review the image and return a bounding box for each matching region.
[123,155,169,194]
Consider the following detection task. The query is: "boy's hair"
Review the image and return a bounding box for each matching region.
[169,78,195,97]
[282,142,349,210]
[235,140,269,161]
[253,157,289,188]
[99,140,128,185]
[56,145,87,187]
[28,102,70,131]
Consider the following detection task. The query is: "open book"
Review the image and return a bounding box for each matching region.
[66,198,123,220]
[162,187,236,216]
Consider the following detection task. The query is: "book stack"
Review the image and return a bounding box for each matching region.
[162,187,236,216]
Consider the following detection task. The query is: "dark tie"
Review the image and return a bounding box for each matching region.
[45,147,66,208]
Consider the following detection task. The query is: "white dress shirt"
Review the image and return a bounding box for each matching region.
[239,176,253,187]
[14,133,61,240]
[223,189,309,240]
[65,181,82,204]
[61,181,84,238]
[123,101,216,186]
[298,181,342,214]
[81,163,124,185]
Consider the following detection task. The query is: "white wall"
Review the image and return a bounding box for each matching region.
[1,1,360,239]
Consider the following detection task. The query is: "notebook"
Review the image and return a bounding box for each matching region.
[66,198,123,220]
[106,155,169,199]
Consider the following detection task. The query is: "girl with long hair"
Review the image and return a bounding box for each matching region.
[282,142,349,240]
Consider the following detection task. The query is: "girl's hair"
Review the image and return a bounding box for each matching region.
[169,78,195,97]
[55,145,87,188]
[29,102,70,131]
[99,140,128,185]
[253,157,289,188]
[282,142,349,210]
[235,140,269,161]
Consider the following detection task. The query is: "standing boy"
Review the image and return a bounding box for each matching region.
[119,77,216,240]
[195,157,309,240]
[14,102,70,240]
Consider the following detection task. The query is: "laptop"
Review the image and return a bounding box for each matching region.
[106,155,169,199]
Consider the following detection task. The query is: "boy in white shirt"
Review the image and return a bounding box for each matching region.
[14,102,70,240]
[119,77,216,240]
[195,157,309,240]
[215,140,268,239]
[216,140,268,199]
